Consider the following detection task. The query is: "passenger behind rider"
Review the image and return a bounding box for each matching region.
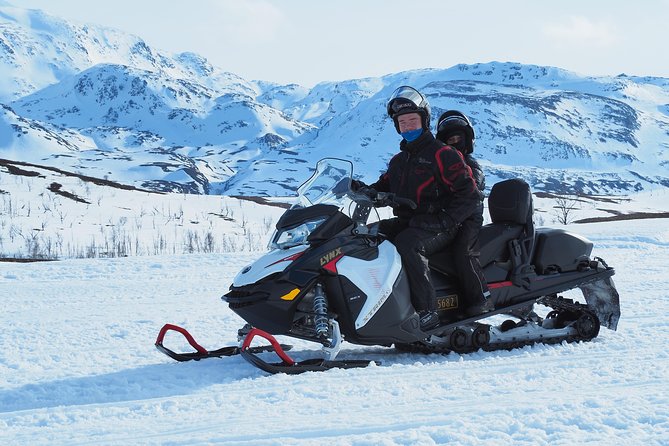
[436,110,485,194]
[353,86,493,331]
[434,109,492,307]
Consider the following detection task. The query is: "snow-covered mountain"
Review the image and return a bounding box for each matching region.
[8,62,313,193]
[0,2,257,101]
[1,2,669,196]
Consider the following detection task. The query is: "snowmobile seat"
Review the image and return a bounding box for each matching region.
[428,178,534,283]
[478,178,535,283]
[428,224,524,282]
[477,224,525,281]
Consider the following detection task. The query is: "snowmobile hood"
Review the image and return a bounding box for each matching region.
[232,245,309,287]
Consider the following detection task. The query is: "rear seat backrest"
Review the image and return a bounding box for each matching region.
[488,178,533,226]
[483,179,535,282]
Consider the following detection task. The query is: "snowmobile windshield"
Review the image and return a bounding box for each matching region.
[295,158,353,208]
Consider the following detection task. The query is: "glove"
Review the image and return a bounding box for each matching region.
[352,180,377,199]
[351,179,367,191]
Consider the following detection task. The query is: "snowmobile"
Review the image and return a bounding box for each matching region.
[156,158,620,374]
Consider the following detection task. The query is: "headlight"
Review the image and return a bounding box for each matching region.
[269,217,327,250]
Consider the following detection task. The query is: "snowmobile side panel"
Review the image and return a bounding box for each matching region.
[335,241,403,330]
[354,267,420,344]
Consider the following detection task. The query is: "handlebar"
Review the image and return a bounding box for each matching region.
[372,192,417,210]
[349,190,417,226]
[376,192,418,209]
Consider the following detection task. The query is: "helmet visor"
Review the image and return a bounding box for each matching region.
[437,115,470,134]
[387,86,425,116]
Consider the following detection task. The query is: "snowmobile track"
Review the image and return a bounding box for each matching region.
[395,295,600,356]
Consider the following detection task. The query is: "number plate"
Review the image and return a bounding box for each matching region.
[436,294,459,311]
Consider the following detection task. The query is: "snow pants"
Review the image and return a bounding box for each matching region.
[378,213,489,312]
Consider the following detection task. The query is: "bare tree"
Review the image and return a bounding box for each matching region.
[203,231,215,253]
[554,196,579,225]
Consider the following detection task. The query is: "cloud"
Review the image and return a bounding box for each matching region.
[543,16,618,48]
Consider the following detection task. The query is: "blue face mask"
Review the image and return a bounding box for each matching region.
[401,128,423,142]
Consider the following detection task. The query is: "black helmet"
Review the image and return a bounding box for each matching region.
[436,110,475,154]
[386,86,431,133]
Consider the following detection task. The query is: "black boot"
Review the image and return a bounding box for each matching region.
[418,310,440,331]
[464,297,495,318]
[505,302,541,322]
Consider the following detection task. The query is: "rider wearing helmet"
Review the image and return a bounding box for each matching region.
[356,86,492,330]
[436,110,484,192]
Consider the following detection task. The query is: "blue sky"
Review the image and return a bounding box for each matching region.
[7,0,669,86]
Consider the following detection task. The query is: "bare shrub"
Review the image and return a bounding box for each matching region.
[554,196,580,225]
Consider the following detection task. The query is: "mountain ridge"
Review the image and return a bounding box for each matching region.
[1,3,668,196]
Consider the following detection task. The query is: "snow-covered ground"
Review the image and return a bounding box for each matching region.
[3,158,668,261]
[0,161,289,259]
[1,218,668,445]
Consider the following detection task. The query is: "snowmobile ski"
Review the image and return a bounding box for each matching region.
[155,323,292,362]
[239,328,376,375]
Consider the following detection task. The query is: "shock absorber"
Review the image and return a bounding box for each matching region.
[312,283,329,339]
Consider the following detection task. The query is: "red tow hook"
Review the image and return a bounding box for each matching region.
[241,328,295,366]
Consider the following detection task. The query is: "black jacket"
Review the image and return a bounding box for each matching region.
[465,154,485,193]
[371,131,482,230]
